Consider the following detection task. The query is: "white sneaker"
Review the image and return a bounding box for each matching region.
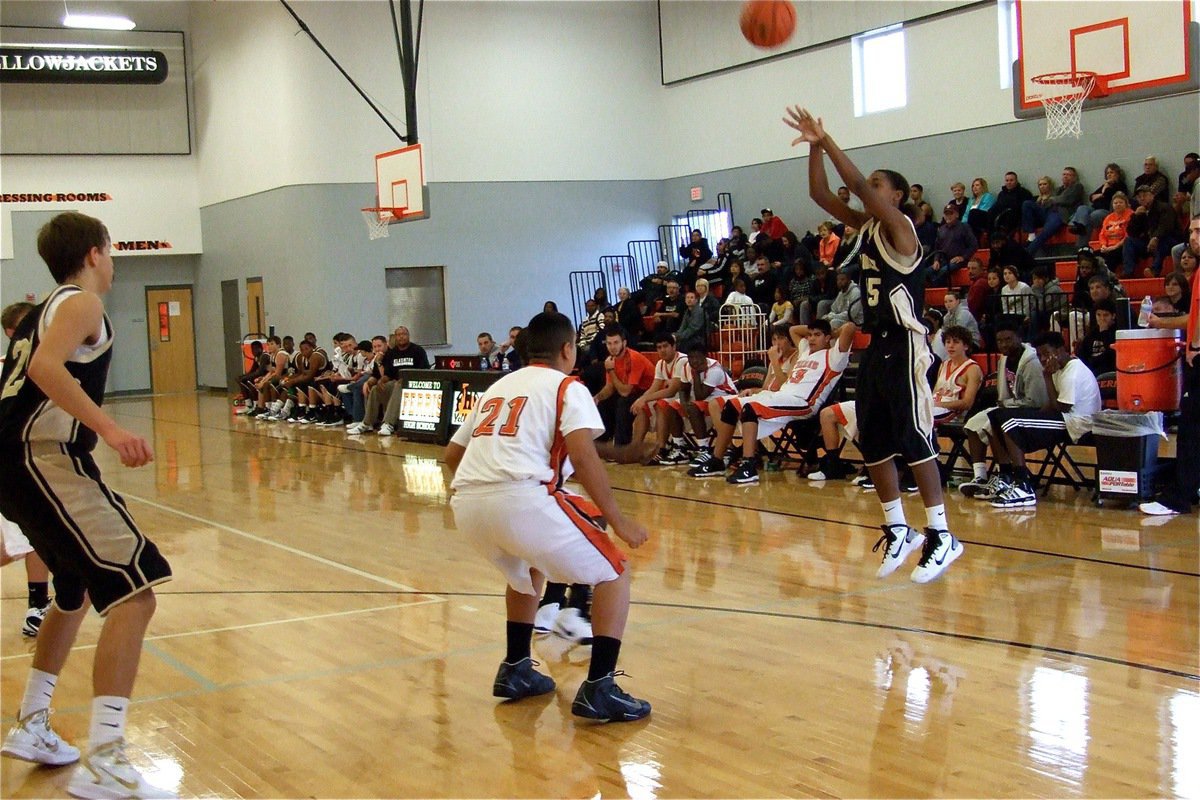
[533,602,560,634]
[234,405,252,415]
[345,422,366,435]
[1139,501,1181,516]
[378,423,395,437]
[268,400,283,414]
[972,473,1013,501]
[67,739,176,799]
[553,607,593,643]
[23,604,48,637]
[991,482,1037,509]
[911,529,963,584]
[2,708,80,766]
[872,525,925,579]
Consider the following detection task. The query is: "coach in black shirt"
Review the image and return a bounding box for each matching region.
[382,325,431,379]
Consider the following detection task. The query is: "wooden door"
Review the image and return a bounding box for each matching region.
[246,278,266,335]
[145,287,197,394]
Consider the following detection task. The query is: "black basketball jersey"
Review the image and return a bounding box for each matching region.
[857,216,927,335]
[0,285,114,452]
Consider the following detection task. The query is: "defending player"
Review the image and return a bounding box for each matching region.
[445,312,651,722]
[0,212,174,797]
[784,106,963,583]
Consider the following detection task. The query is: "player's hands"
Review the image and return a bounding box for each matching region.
[630,397,645,414]
[103,426,154,468]
[612,517,649,549]
[783,106,826,147]
[604,355,616,370]
[767,344,780,364]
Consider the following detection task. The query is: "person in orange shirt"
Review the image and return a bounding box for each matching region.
[591,326,653,455]
[1095,191,1133,271]
[817,221,841,266]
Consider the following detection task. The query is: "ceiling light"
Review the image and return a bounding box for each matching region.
[62,14,136,31]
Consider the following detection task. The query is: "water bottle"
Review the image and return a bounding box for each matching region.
[501,354,511,373]
[1137,296,1153,327]
[480,355,489,370]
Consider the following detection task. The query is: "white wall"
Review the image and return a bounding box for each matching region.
[190,0,665,206]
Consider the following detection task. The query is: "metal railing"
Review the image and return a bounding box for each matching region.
[568,270,607,326]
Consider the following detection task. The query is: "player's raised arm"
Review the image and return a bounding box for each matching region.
[28,293,152,467]
[784,106,869,230]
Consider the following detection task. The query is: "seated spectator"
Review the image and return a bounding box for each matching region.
[729,226,748,258]
[678,342,739,462]
[748,217,766,247]
[593,286,609,310]
[542,300,559,314]
[678,228,712,265]
[810,261,838,311]
[909,183,925,207]
[675,289,709,352]
[979,267,1004,335]
[746,255,778,310]
[932,326,983,424]
[498,325,523,370]
[698,253,725,291]
[816,221,840,266]
[585,309,621,387]
[821,269,864,331]
[1071,163,1128,247]
[1076,299,1118,375]
[1030,263,1066,332]
[927,203,978,286]
[1179,247,1198,285]
[234,340,270,415]
[1024,167,1085,256]
[941,290,981,347]
[477,331,502,370]
[957,321,1050,499]
[785,261,817,323]
[1094,191,1133,271]
[639,261,678,307]
[1134,155,1170,204]
[990,171,1034,234]
[914,203,938,254]
[989,230,1035,283]
[999,264,1035,318]
[576,299,605,364]
[1179,152,1199,196]
[630,333,688,465]
[343,336,386,428]
[689,321,855,484]
[984,331,1101,510]
[964,178,996,236]
[965,257,990,321]
[592,326,654,453]
[1164,270,1192,313]
[1123,184,1178,277]
[768,286,794,327]
[655,280,685,334]
[830,226,863,276]
[614,286,644,342]
[946,182,969,222]
[777,231,811,271]
[721,277,756,319]
[760,208,789,240]
[694,278,721,330]
[836,185,864,213]
[357,326,430,435]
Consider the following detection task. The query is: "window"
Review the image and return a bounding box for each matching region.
[851,24,907,117]
[385,266,448,346]
[998,0,1019,90]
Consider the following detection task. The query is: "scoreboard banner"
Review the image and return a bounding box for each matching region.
[396,369,503,444]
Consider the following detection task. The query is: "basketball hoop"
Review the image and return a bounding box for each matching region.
[361,207,405,240]
[1031,71,1102,140]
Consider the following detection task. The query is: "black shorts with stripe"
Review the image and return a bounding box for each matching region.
[987,408,1070,453]
[855,327,938,466]
[0,443,172,615]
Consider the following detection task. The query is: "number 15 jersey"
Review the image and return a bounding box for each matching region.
[450,365,604,491]
[857,216,926,336]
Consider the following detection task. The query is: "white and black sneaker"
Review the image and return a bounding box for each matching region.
[726,460,759,485]
[687,456,726,479]
[687,448,714,469]
[991,481,1037,509]
[873,524,925,578]
[850,467,871,486]
[911,529,963,583]
[647,447,687,466]
[972,473,1013,501]
[958,475,990,498]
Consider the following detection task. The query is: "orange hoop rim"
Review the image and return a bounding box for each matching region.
[1031,70,1108,97]
[361,206,408,219]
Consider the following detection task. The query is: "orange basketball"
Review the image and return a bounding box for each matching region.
[739,0,796,49]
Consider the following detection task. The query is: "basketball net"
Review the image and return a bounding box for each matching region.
[1032,71,1096,140]
[361,207,398,240]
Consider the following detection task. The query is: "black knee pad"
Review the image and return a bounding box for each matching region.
[739,404,759,423]
[720,402,739,425]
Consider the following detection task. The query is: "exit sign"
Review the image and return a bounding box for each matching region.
[690,186,703,201]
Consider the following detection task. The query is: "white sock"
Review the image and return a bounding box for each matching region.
[670,436,686,447]
[972,462,987,481]
[89,696,129,748]
[20,668,57,718]
[926,504,948,532]
[880,498,906,528]
[697,437,711,448]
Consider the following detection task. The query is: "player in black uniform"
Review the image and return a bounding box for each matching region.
[784,107,963,583]
[0,212,174,797]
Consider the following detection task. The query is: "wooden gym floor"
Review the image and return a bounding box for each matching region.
[2,393,1197,798]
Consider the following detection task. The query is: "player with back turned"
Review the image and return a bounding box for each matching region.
[783,107,964,583]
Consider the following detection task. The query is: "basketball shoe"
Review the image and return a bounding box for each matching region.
[990,481,1036,509]
[1,708,79,766]
[378,423,395,437]
[22,604,48,637]
[533,602,559,635]
[726,460,759,484]
[911,529,963,583]
[492,658,556,700]
[553,608,593,644]
[687,455,726,479]
[873,524,925,578]
[572,672,651,722]
[66,738,175,799]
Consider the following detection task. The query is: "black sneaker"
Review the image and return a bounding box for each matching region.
[687,455,726,478]
[726,460,759,484]
[647,447,686,466]
[572,671,651,722]
[899,474,919,493]
[492,657,556,700]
